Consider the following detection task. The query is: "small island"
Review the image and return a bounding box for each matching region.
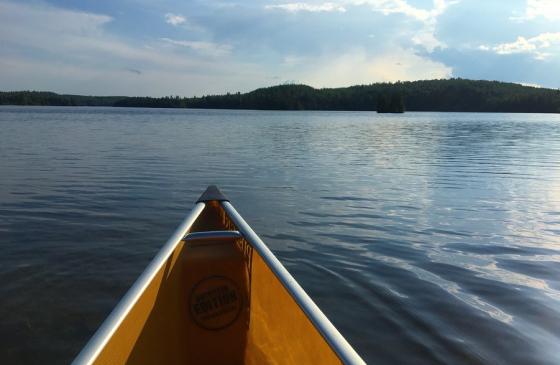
[376,92,405,113]
[1,78,559,113]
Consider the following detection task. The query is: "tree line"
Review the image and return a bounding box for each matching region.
[1,79,559,113]
[0,91,122,106]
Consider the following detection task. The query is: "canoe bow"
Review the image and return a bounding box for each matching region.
[72,186,365,365]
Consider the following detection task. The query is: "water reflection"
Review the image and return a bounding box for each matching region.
[1,107,560,364]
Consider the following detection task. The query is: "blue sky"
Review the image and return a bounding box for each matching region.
[1,0,559,96]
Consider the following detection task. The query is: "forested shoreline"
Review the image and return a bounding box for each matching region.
[2,78,559,113]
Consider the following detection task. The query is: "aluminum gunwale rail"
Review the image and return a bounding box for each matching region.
[221,201,366,365]
[72,202,206,365]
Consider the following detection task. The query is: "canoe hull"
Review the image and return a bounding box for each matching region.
[74,189,364,365]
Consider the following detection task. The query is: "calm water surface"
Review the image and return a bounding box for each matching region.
[1,106,560,364]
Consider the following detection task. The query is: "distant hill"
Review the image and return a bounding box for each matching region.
[2,79,560,113]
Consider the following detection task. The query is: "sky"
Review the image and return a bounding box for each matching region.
[1,0,560,96]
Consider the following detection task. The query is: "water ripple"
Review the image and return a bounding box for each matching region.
[1,107,560,364]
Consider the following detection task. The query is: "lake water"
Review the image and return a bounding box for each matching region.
[1,106,560,364]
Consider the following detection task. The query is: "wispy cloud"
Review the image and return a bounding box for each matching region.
[282,55,305,66]
[361,0,459,52]
[511,0,560,22]
[0,4,183,69]
[265,0,458,52]
[480,32,560,60]
[354,0,440,22]
[519,82,542,88]
[3,0,558,94]
[165,13,186,26]
[266,0,456,19]
[298,47,452,86]
[0,1,265,96]
[160,38,233,57]
[265,2,346,13]
[0,0,112,36]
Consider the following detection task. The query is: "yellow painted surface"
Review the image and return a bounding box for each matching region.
[244,251,342,365]
[90,203,341,364]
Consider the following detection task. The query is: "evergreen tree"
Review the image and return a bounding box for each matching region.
[376,93,389,113]
[389,92,405,113]
[2,79,560,113]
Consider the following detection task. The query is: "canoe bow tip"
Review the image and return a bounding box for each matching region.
[196,185,229,203]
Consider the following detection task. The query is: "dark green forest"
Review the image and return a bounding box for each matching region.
[376,92,405,113]
[0,91,123,107]
[2,79,560,113]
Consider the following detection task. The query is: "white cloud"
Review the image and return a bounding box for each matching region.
[411,30,443,53]
[0,1,233,67]
[164,13,186,26]
[0,3,195,69]
[480,32,560,60]
[164,12,205,33]
[283,55,305,66]
[511,0,560,22]
[290,48,452,87]
[352,0,429,21]
[0,1,266,96]
[519,82,542,88]
[267,0,456,20]
[265,0,458,52]
[160,38,233,57]
[0,55,268,97]
[357,0,458,52]
[265,2,346,12]
[495,37,537,54]
[317,0,459,24]
[0,1,112,38]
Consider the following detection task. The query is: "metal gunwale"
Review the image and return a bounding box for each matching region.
[72,202,206,365]
[222,201,365,365]
[73,197,365,365]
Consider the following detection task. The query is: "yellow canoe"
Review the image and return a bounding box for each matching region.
[72,186,365,365]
